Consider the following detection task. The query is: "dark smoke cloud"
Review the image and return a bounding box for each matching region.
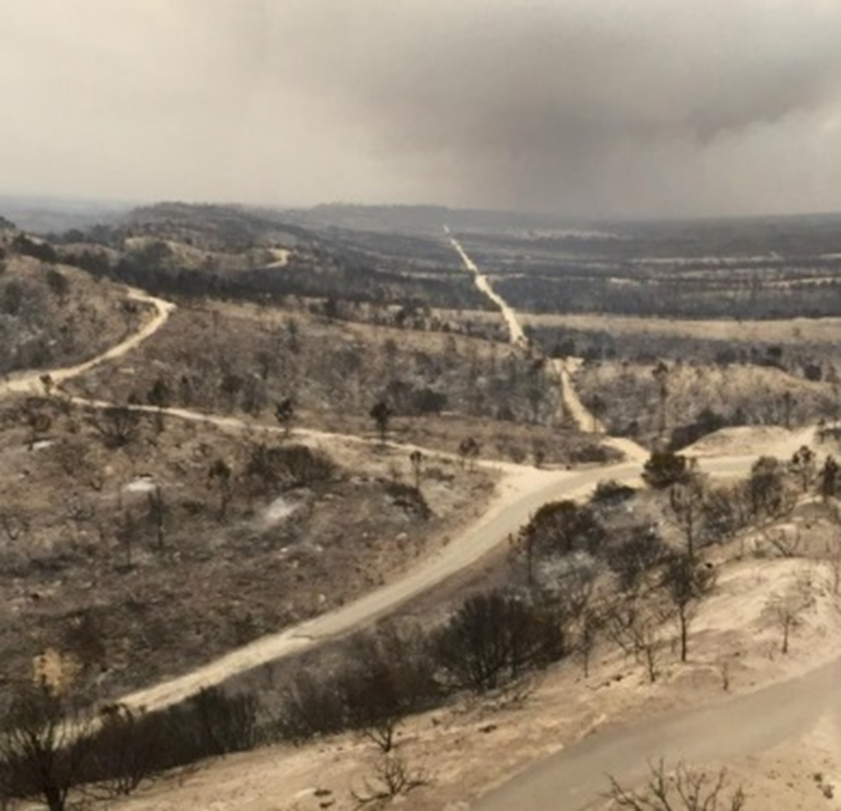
[269,0,841,215]
[2,1,841,216]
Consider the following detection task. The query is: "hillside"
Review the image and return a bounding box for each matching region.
[0,233,150,377]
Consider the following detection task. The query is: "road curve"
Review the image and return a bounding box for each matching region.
[68,398,755,713]
[0,288,174,398]
[474,655,841,810]
[119,461,639,713]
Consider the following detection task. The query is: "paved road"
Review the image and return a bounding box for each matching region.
[474,655,840,810]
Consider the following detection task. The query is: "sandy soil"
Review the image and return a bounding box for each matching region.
[685,424,817,459]
[109,528,841,811]
[521,312,841,345]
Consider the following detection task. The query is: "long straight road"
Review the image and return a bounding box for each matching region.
[474,655,840,810]
[447,230,649,462]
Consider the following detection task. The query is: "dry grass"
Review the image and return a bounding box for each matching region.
[573,361,837,448]
[65,300,611,465]
[0,255,147,376]
[0,395,497,697]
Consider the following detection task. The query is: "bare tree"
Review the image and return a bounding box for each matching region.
[576,606,602,678]
[606,759,746,810]
[115,510,140,569]
[147,485,165,550]
[208,458,234,522]
[88,704,164,799]
[789,445,816,493]
[0,686,95,811]
[669,474,706,560]
[274,397,295,436]
[748,457,794,520]
[763,526,804,558]
[663,553,715,662]
[23,398,52,449]
[767,583,812,655]
[652,361,669,447]
[370,401,393,445]
[458,436,481,471]
[146,376,171,433]
[605,598,665,683]
[820,455,839,501]
[409,450,424,491]
[87,406,141,448]
[351,753,428,808]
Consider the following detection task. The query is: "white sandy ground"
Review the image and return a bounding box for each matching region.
[107,538,841,811]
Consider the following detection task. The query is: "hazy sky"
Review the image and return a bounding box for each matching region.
[3,0,841,217]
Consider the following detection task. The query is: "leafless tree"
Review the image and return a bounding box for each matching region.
[87,406,141,448]
[669,474,706,560]
[605,598,666,683]
[115,510,140,569]
[208,458,234,522]
[576,606,602,677]
[606,759,746,810]
[370,401,393,445]
[274,397,295,436]
[458,436,481,471]
[23,398,52,449]
[663,553,716,662]
[824,539,841,595]
[88,704,164,799]
[351,753,428,808]
[789,445,816,493]
[0,685,96,811]
[763,526,804,558]
[147,485,165,550]
[652,361,669,447]
[767,582,812,655]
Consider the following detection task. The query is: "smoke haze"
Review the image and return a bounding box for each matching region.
[2,0,841,217]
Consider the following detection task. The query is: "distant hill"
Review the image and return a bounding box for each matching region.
[281,203,564,236]
[0,195,130,234]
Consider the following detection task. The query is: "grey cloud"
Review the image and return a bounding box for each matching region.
[2,0,841,216]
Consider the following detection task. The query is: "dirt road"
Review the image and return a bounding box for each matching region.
[474,655,841,810]
[448,232,649,462]
[0,288,174,398]
[448,233,528,347]
[118,460,637,713]
[110,441,760,715]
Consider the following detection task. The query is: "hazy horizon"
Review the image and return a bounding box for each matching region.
[3,1,841,219]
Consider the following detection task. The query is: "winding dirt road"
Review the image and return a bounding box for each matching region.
[0,288,174,398]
